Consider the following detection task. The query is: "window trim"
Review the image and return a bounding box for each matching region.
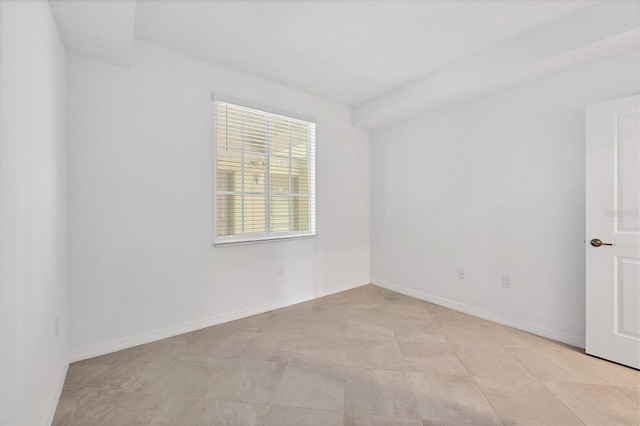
[212,94,317,246]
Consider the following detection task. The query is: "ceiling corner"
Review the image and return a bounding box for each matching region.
[49,0,136,68]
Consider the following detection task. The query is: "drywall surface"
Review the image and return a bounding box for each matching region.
[67,40,370,358]
[370,52,639,347]
[0,1,68,424]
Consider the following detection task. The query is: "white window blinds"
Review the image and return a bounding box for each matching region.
[214,100,316,244]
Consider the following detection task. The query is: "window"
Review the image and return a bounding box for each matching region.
[214,100,316,244]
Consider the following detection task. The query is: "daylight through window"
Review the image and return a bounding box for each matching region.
[214,100,316,244]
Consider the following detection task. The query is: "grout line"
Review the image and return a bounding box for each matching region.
[385,296,423,423]
[536,390,587,426]
[268,403,343,412]
[260,403,274,426]
[430,314,506,426]
[174,397,202,425]
[449,324,587,426]
[506,342,595,425]
[266,336,297,406]
[607,384,640,407]
[491,336,590,425]
[515,365,587,425]
[372,278,586,348]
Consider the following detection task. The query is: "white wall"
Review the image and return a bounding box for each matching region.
[0,1,68,425]
[371,52,639,348]
[67,40,370,359]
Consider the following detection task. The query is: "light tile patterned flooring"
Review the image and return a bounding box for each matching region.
[54,285,640,425]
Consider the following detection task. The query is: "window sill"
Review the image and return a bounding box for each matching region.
[214,233,317,247]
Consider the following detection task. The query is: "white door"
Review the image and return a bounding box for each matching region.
[586,95,640,369]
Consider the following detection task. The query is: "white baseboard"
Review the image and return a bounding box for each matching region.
[371,277,585,349]
[44,360,68,426]
[68,281,366,363]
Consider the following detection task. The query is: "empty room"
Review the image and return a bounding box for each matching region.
[1,0,639,425]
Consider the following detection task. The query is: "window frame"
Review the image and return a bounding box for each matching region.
[212,94,317,246]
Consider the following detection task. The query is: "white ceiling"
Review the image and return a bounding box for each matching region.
[49,0,135,67]
[354,1,640,128]
[133,0,595,105]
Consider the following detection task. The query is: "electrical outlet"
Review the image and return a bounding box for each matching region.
[55,315,60,338]
[502,275,512,289]
[457,268,466,280]
[277,265,285,277]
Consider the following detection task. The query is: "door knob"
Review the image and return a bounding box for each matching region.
[590,238,615,247]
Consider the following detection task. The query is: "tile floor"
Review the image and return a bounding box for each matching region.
[54,285,640,425]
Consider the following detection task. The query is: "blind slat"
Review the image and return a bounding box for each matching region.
[215,100,316,242]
